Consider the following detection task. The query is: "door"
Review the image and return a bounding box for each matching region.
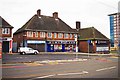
[2,41,9,53]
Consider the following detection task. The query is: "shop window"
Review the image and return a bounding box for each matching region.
[74,34,77,38]
[40,32,45,38]
[64,34,69,39]
[35,32,38,37]
[58,33,63,38]
[54,33,57,38]
[27,31,33,37]
[70,34,73,39]
[48,32,52,38]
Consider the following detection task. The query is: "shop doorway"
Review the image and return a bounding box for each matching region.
[2,41,9,53]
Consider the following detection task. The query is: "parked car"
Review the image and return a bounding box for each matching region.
[18,47,39,55]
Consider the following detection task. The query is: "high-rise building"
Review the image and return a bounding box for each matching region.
[108,13,120,49]
[118,1,120,12]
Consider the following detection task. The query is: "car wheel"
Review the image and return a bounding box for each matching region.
[22,52,26,55]
[34,52,37,55]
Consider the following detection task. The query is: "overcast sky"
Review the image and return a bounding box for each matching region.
[0,0,119,38]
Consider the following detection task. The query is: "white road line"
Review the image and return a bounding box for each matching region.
[96,66,116,72]
[36,74,55,78]
[57,71,88,76]
[28,75,55,80]
[28,71,89,80]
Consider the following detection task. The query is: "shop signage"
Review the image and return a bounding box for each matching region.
[27,40,45,44]
[0,38,7,41]
[47,41,76,44]
[96,47,109,51]
[87,40,91,43]
[0,38,12,41]
[97,41,107,44]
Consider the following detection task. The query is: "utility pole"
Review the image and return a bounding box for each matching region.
[75,35,78,59]
[87,40,90,58]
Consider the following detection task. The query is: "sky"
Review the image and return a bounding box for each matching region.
[0,0,119,38]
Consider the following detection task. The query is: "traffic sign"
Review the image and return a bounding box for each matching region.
[87,40,91,43]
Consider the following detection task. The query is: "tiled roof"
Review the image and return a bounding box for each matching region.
[0,16,13,28]
[14,14,77,34]
[78,27,109,40]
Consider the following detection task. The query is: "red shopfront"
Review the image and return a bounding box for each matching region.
[2,38,12,54]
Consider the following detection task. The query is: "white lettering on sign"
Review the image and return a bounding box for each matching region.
[98,41,107,44]
[96,47,109,51]
[27,40,45,44]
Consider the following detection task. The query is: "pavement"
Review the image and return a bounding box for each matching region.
[34,58,88,64]
[8,52,120,57]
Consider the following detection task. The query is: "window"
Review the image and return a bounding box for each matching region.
[64,33,69,39]
[74,34,77,38]
[58,33,63,38]
[40,32,45,38]
[70,34,73,39]
[35,32,38,37]
[27,31,33,37]
[47,32,52,38]
[2,28,10,34]
[54,33,57,38]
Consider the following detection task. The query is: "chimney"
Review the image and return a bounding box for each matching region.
[76,21,81,31]
[53,12,58,19]
[37,9,41,17]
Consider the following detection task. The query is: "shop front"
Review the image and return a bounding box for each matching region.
[96,40,110,54]
[46,40,76,52]
[27,40,46,52]
[2,38,12,53]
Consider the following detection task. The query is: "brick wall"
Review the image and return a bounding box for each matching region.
[78,41,88,53]
[13,32,25,47]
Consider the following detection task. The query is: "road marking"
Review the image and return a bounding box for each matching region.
[27,74,56,80]
[36,74,55,78]
[2,65,26,68]
[24,63,43,66]
[28,71,88,79]
[57,71,88,76]
[96,66,116,72]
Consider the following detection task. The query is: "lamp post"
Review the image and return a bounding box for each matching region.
[118,37,120,54]
[87,40,90,58]
[75,35,78,59]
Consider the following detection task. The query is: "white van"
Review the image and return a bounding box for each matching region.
[18,47,39,55]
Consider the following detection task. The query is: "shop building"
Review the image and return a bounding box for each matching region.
[78,27,110,54]
[13,9,78,52]
[0,16,13,53]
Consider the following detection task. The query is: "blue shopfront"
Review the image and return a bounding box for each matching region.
[46,40,76,52]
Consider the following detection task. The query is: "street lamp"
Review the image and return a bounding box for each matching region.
[75,35,78,59]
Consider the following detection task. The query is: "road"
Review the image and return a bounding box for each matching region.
[2,53,119,79]
[2,53,88,63]
[2,53,113,63]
